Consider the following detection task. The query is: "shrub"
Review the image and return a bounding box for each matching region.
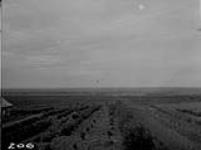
[123,125,155,150]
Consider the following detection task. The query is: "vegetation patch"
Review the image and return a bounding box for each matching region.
[123,125,155,150]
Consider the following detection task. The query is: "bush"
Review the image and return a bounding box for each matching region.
[123,125,155,150]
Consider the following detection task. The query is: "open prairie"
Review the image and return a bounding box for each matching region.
[2,88,201,150]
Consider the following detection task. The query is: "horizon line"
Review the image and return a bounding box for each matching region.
[1,86,201,90]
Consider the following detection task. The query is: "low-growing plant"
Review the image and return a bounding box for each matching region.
[123,125,155,150]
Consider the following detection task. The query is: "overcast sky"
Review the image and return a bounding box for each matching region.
[2,0,201,88]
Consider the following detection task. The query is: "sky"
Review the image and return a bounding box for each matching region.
[1,0,201,88]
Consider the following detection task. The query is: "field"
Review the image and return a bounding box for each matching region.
[1,88,201,150]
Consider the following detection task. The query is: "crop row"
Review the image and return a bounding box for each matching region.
[2,118,52,150]
[49,105,111,150]
[11,107,54,115]
[176,109,201,117]
[2,107,76,150]
[26,105,101,150]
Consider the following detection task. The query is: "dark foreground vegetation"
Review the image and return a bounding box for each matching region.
[2,90,201,150]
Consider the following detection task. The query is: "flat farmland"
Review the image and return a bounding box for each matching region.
[125,96,201,150]
[2,88,201,150]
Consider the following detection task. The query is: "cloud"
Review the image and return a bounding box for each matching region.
[138,4,146,11]
[2,0,201,88]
